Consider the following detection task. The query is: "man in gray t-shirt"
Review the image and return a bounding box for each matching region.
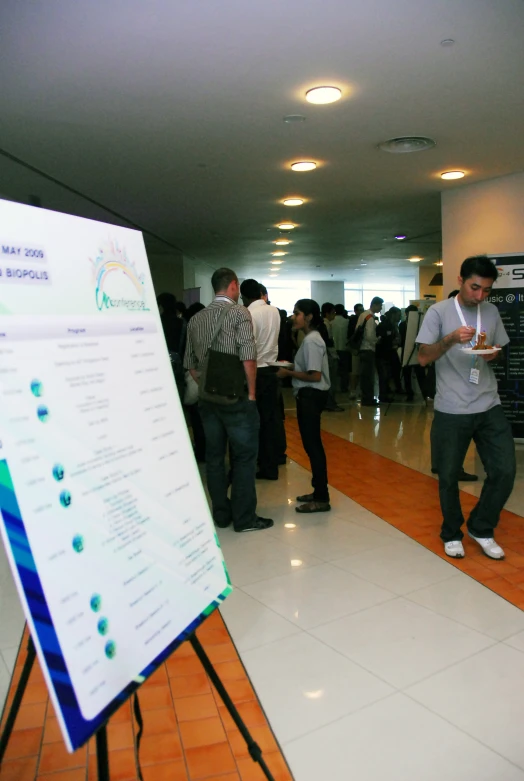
[417,255,516,561]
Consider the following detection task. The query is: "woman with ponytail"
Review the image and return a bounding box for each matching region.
[277,299,331,513]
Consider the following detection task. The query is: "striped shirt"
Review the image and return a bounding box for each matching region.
[184,296,257,371]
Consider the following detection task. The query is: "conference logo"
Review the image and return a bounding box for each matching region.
[89,239,149,312]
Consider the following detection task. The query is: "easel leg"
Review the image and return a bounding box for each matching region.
[0,635,36,765]
[189,634,276,781]
[96,725,110,781]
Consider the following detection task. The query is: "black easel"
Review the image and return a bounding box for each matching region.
[0,634,111,780]
[1,630,278,781]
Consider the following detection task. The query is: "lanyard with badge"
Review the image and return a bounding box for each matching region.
[454,296,481,384]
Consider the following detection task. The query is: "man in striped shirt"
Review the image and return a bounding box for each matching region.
[184,268,274,533]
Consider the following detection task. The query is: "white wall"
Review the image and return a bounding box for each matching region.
[310,281,345,306]
[442,171,524,295]
[183,256,216,306]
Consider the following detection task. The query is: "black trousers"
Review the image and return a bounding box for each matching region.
[256,369,280,478]
[337,350,350,392]
[359,350,376,403]
[403,364,428,399]
[296,387,329,502]
[431,406,516,542]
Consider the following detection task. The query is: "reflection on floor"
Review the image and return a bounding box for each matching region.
[1,396,524,781]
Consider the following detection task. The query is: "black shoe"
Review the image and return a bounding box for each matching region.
[278,456,287,465]
[361,399,379,407]
[431,468,438,474]
[296,492,315,502]
[459,470,478,482]
[215,519,232,529]
[256,471,279,480]
[235,517,274,533]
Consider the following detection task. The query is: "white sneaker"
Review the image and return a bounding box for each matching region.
[468,532,505,560]
[444,540,465,558]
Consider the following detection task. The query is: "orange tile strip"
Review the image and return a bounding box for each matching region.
[285,417,524,610]
[0,611,293,781]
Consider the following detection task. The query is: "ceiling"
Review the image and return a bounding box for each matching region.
[1,0,524,286]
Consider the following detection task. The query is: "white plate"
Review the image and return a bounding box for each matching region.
[461,347,501,355]
[268,361,294,368]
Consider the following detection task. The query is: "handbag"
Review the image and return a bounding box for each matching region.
[183,370,199,406]
[198,305,247,405]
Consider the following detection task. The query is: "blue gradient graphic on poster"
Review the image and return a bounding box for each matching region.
[0,198,232,752]
[488,254,524,438]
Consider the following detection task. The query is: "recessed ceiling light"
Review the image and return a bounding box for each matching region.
[269,273,279,277]
[272,251,287,256]
[379,136,436,154]
[278,223,295,230]
[395,234,407,240]
[409,256,423,262]
[435,261,444,266]
[441,170,465,180]
[274,239,291,245]
[291,161,317,172]
[271,260,284,265]
[360,263,367,266]
[306,86,342,104]
[282,198,304,206]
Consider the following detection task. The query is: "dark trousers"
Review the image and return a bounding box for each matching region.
[432,406,516,542]
[296,387,329,502]
[376,354,392,400]
[403,364,428,399]
[359,350,376,403]
[337,350,350,392]
[256,369,279,478]
[275,384,287,461]
[199,398,259,531]
[187,403,206,462]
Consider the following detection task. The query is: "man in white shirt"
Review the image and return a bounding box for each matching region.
[357,296,384,406]
[241,279,282,480]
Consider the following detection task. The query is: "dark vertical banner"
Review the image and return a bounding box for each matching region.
[488,254,524,439]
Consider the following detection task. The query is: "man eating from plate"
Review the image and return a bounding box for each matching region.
[417,255,516,560]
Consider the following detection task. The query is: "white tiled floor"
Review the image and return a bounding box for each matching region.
[217,439,524,780]
[1,398,523,781]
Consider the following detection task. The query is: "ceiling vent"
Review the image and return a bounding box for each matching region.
[378,136,436,154]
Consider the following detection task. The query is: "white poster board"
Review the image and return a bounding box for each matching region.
[0,199,231,751]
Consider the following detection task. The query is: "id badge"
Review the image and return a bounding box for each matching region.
[469,368,480,384]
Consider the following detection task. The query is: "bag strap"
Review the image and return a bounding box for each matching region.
[209,304,233,350]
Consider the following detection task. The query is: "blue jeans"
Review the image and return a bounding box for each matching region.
[199,398,259,530]
[431,405,516,542]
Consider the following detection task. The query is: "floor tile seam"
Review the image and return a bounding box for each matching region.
[231,560,329,590]
[327,557,459,596]
[300,592,400,635]
[401,688,524,774]
[502,637,524,654]
[402,582,524,642]
[281,689,401,750]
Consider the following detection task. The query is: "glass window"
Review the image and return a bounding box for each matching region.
[259,279,311,313]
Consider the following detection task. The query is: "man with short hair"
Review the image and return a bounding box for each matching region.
[322,302,343,411]
[185,267,273,533]
[348,303,364,397]
[240,278,281,480]
[357,297,384,406]
[418,255,515,560]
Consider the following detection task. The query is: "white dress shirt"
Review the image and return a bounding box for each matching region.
[248,299,280,367]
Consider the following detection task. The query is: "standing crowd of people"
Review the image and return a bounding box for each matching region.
[157,255,516,562]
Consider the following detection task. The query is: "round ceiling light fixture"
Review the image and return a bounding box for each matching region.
[409,256,423,263]
[271,260,284,265]
[435,261,444,266]
[269,273,279,277]
[306,86,342,104]
[282,198,304,206]
[395,234,407,240]
[271,251,287,256]
[291,161,317,172]
[274,239,291,245]
[278,222,296,230]
[378,136,436,154]
[441,170,465,180]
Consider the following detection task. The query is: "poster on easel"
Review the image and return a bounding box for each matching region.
[0,199,231,751]
[488,254,524,439]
